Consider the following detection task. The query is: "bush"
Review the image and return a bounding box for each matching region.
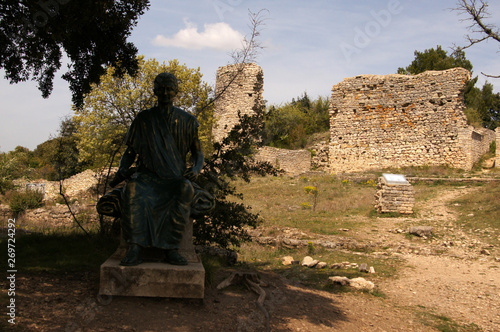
[9,189,44,216]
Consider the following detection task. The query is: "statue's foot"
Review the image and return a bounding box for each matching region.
[164,249,188,265]
[120,244,143,266]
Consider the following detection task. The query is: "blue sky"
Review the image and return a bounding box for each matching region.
[1,0,499,152]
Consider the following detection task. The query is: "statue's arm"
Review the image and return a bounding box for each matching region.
[184,135,204,182]
[110,146,137,187]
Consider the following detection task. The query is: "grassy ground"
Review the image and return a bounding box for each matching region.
[451,181,500,248]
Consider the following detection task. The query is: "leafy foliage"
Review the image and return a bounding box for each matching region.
[397,46,473,74]
[9,189,44,216]
[73,56,214,168]
[0,0,149,108]
[0,146,41,193]
[194,106,278,249]
[34,117,87,180]
[263,93,330,149]
[464,82,500,129]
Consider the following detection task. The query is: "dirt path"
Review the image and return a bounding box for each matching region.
[374,186,500,332]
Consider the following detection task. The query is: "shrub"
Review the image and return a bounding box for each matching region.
[9,189,44,216]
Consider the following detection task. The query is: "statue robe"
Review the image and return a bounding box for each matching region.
[120,106,199,249]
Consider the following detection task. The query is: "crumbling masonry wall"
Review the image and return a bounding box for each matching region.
[213,63,264,142]
[328,68,495,173]
[255,146,311,175]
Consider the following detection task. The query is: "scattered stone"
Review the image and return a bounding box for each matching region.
[281,256,295,266]
[480,249,491,256]
[349,277,375,291]
[307,260,320,268]
[330,263,343,269]
[369,266,376,274]
[301,256,314,266]
[316,262,327,269]
[482,157,495,169]
[328,276,350,286]
[359,263,369,273]
[494,257,500,262]
[409,226,433,238]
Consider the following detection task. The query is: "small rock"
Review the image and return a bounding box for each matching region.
[359,263,369,273]
[480,249,491,256]
[301,256,314,266]
[307,260,320,268]
[316,262,327,269]
[281,256,295,266]
[369,266,376,274]
[409,226,433,238]
[330,263,343,269]
[328,276,350,286]
[349,277,375,291]
[482,157,495,169]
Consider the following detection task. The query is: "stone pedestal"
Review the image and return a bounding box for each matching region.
[98,219,205,299]
[374,174,415,214]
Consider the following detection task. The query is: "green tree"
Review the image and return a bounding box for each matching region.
[34,117,87,180]
[73,56,214,169]
[397,45,473,74]
[263,93,330,149]
[0,0,149,108]
[465,82,500,129]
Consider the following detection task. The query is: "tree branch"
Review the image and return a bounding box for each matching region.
[454,0,500,77]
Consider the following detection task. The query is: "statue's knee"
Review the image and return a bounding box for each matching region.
[179,179,194,202]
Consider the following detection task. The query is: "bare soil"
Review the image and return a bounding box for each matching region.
[7,185,500,331]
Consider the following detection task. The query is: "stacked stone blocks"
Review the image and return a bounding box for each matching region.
[255,146,311,175]
[374,175,415,214]
[213,63,264,142]
[328,68,495,173]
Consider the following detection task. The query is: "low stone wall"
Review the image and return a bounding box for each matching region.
[311,141,329,171]
[23,203,98,227]
[16,168,116,201]
[471,128,496,166]
[255,146,311,175]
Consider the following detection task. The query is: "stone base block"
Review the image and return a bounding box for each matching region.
[99,255,205,299]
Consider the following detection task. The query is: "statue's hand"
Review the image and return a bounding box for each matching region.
[184,167,200,182]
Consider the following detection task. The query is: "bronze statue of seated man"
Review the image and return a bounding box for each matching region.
[97,72,213,266]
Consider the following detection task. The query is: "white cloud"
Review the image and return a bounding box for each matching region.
[152,21,244,50]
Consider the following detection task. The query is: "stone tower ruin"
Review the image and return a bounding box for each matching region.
[328,68,494,173]
[213,63,264,142]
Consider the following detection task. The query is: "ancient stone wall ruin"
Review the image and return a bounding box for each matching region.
[328,68,495,173]
[255,146,311,175]
[213,63,264,142]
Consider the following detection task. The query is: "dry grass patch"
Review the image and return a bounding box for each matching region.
[233,175,376,235]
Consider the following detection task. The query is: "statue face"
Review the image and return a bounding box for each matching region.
[154,80,178,104]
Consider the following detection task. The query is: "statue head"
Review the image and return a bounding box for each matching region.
[154,72,179,104]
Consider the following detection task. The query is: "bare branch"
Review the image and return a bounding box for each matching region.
[198,9,269,114]
[481,72,500,78]
[454,0,500,77]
